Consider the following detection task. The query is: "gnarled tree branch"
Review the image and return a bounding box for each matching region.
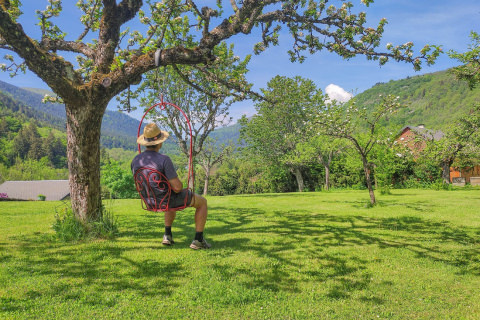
[41,38,95,57]
[0,8,82,101]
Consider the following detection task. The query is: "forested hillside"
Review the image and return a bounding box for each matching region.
[0,90,64,130]
[0,80,141,150]
[210,121,241,145]
[0,89,69,181]
[354,69,480,130]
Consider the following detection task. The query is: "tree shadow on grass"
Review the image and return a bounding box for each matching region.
[2,231,188,312]
[117,208,204,241]
[205,205,480,299]
[203,207,372,298]
[117,212,166,239]
[343,199,436,212]
[2,201,479,313]
[0,209,203,313]
[232,193,319,198]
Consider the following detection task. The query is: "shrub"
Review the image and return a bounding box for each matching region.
[379,184,392,195]
[101,160,138,199]
[431,179,452,191]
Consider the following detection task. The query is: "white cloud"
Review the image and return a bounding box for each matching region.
[325,84,353,103]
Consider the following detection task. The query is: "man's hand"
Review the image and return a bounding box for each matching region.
[168,177,183,193]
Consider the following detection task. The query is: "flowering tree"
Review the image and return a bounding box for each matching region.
[0,1,439,224]
[312,95,403,204]
[131,43,250,189]
[441,32,480,182]
[449,31,480,89]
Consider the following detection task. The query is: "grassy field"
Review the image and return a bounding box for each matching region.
[1,189,479,319]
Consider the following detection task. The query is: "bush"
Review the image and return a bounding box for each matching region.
[101,160,138,199]
[52,206,119,242]
[379,184,392,195]
[431,179,453,191]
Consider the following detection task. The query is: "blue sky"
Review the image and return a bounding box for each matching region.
[0,0,478,122]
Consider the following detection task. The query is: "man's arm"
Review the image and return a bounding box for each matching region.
[168,177,184,193]
[163,155,183,193]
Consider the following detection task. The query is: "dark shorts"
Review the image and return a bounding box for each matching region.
[169,189,194,209]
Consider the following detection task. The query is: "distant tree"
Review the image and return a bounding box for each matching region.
[452,142,480,172]
[297,136,346,190]
[0,118,7,137]
[43,132,56,163]
[43,132,67,168]
[240,76,324,192]
[422,104,480,184]
[197,138,235,196]
[100,148,112,167]
[12,126,29,159]
[370,141,413,191]
[312,95,403,205]
[13,122,44,160]
[0,1,440,223]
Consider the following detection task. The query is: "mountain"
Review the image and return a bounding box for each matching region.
[353,69,480,130]
[0,80,141,150]
[211,121,241,145]
[0,89,65,130]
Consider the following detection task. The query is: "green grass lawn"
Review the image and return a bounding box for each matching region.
[1,189,480,319]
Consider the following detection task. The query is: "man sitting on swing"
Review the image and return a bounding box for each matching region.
[131,123,211,250]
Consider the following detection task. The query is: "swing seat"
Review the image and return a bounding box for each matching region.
[135,98,194,213]
[134,167,176,212]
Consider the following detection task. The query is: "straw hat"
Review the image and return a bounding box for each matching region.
[137,123,170,146]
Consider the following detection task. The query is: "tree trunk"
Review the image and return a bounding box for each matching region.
[293,167,305,192]
[442,160,452,184]
[66,102,106,223]
[324,150,333,191]
[362,158,376,205]
[324,165,330,191]
[203,166,210,197]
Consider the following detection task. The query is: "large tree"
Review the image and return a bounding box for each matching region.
[0,1,439,223]
[240,75,324,192]
[313,95,403,204]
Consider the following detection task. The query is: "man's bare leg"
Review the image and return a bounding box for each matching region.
[164,210,176,227]
[190,194,207,232]
[162,210,176,245]
[189,194,211,249]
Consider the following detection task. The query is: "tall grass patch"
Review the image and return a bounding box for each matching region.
[52,205,119,241]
